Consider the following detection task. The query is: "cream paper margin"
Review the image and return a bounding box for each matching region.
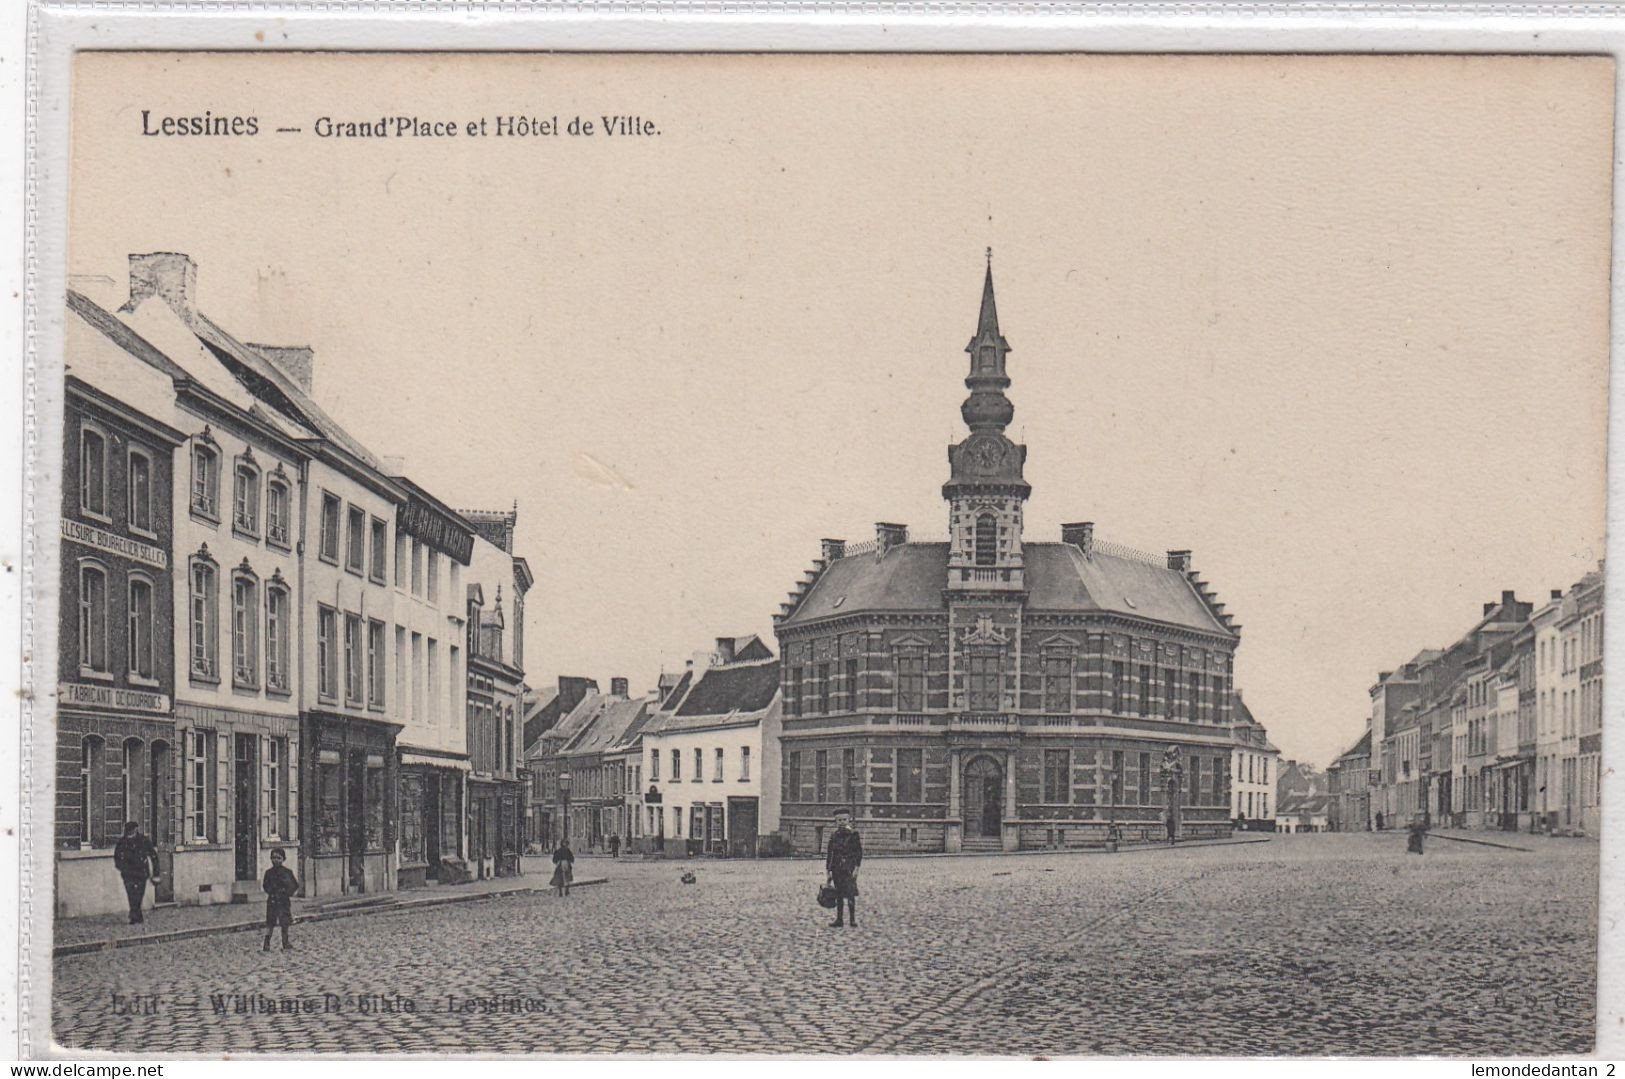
[17,1,1625,1064]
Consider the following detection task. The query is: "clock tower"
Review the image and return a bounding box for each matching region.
[944,254,1030,594]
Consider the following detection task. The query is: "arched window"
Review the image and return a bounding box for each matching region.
[974,514,998,567]
[127,448,153,534]
[233,452,261,536]
[80,735,106,847]
[190,432,220,520]
[189,552,219,679]
[232,569,260,688]
[79,424,108,518]
[127,573,155,680]
[78,560,109,673]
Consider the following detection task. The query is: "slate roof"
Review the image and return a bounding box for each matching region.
[657,670,693,713]
[561,696,650,758]
[781,541,1227,634]
[645,659,782,735]
[68,291,189,380]
[1334,730,1372,763]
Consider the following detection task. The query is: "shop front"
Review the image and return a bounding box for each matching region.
[301,711,400,896]
[398,749,468,887]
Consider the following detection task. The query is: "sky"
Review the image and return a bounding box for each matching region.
[67,52,1612,768]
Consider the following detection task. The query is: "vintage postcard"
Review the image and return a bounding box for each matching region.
[18,40,1617,1059]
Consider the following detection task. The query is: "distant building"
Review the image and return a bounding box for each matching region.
[1229,693,1279,829]
[522,676,598,844]
[1326,730,1372,832]
[643,637,781,857]
[1275,794,1329,834]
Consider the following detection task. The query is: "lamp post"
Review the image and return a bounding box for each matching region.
[1159,745,1184,846]
[559,770,573,846]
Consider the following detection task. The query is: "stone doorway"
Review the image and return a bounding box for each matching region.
[963,755,1004,838]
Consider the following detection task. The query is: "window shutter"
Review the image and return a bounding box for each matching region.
[215,732,229,845]
[261,735,273,842]
[287,736,300,841]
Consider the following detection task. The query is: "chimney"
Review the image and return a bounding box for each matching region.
[876,522,908,552]
[610,677,629,698]
[125,252,198,323]
[1483,602,1496,616]
[820,538,847,563]
[1501,590,1517,610]
[247,344,316,394]
[1061,521,1094,556]
[1552,589,1564,601]
[715,637,737,665]
[1167,550,1192,572]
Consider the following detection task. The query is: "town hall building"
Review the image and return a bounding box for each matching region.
[773,260,1243,854]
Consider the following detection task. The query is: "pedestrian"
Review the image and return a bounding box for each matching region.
[1376,811,1385,831]
[609,833,621,858]
[112,821,160,925]
[1406,817,1426,855]
[824,809,863,928]
[551,838,575,897]
[261,847,299,951]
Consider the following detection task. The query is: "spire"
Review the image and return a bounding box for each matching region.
[978,249,1000,340]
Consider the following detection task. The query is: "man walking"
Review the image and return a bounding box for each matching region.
[112,821,160,925]
[609,833,621,858]
[825,809,863,928]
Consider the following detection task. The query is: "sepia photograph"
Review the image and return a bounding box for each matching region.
[21,43,1616,1058]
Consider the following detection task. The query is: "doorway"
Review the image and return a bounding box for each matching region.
[233,734,257,881]
[424,773,442,879]
[346,750,366,892]
[963,755,1004,838]
[151,740,174,903]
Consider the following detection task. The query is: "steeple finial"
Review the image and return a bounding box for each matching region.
[978,257,1000,339]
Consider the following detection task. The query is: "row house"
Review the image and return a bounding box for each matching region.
[388,476,475,887]
[54,254,537,914]
[773,264,1241,855]
[56,320,186,915]
[1229,692,1279,829]
[1325,730,1371,831]
[463,512,534,878]
[549,681,651,850]
[1351,577,1600,838]
[522,676,598,844]
[642,638,782,857]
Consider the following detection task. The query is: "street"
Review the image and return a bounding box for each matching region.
[53,833,1596,1056]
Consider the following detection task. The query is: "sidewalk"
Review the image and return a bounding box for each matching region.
[55,869,608,957]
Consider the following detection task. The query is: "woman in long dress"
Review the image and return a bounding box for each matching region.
[550,839,575,897]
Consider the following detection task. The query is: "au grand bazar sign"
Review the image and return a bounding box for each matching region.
[58,681,171,713]
[61,519,168,570]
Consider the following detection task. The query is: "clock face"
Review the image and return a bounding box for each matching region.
[967,435,1006,473]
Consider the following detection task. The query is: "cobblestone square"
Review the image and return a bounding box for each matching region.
[52,834,1597,1056]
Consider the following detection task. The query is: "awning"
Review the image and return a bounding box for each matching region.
[401,751,472,773]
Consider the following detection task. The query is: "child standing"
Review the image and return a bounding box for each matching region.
[262,847,299,951]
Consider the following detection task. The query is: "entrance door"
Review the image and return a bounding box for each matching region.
[151,741,174,903]
[728,798,759,856]
[346,750,367,892]
[234,734,257,881]
[425,774,442,879]
[963,756,1004,838]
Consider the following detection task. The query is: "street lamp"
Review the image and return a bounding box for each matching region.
[559,770,573,846]
[1159,745,1184,846]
